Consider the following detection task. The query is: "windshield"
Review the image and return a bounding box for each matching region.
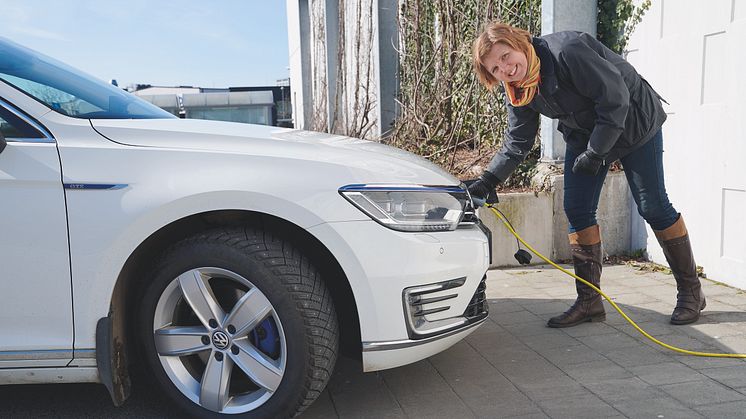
[0,38,175,120]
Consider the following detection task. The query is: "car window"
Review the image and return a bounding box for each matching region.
[0,104,44,139]
[0,38,176,120]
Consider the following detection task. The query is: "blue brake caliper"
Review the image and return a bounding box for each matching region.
[251,318,280,357]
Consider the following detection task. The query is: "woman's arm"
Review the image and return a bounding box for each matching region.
[485,101,540,182]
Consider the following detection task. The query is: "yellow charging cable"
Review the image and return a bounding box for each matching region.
[486,203,746,358]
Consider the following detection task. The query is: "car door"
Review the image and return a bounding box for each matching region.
[0,97,73,368]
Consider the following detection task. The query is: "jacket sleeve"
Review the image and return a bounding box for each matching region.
[559,38,629,156]
[486,98,539,182]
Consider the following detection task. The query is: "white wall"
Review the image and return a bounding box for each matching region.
[626,0,746,288]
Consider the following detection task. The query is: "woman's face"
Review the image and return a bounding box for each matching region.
[483,42,528,83]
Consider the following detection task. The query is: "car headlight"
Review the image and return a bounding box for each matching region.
[339,184,471,232]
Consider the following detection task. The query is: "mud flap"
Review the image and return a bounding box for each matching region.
[96,316,131,407]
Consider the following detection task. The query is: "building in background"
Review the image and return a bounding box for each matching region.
[132,83,293,127]
[626,0,745,289]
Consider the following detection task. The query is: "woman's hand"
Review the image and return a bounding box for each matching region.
[572,150,606,176]
[466,171,501,206]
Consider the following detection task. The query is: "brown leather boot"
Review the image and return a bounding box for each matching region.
[548,225,606,328]
[654,215,705,325]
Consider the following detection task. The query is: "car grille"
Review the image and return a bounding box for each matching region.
[402,275,488,339]
[463,275,488,319]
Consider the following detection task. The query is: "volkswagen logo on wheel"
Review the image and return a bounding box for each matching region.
[212,331,230,350]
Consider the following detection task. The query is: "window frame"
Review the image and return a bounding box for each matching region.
[0,96,54,144]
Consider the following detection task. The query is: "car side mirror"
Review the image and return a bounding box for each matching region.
[0,131,6,154]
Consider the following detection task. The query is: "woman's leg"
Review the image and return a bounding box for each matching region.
[547,147,611,328]
[620,130,705,324]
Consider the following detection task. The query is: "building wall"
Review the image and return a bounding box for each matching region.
[626,0,746,288]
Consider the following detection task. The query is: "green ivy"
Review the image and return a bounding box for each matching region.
[597,0,651,54]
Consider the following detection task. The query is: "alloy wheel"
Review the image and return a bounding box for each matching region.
[152,267,287,414]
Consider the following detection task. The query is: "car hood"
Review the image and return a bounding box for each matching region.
[91,118,460,185]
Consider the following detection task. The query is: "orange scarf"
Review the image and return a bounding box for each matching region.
[503,46,541,107]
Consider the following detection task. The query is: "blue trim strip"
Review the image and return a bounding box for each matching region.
[64,183,128,190]
[339,184,465,193]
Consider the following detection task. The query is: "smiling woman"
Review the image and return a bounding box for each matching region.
[468,20,705,330]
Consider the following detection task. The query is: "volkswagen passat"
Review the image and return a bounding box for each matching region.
[0,37,490,418]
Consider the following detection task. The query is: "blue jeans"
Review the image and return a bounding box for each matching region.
[563,130,678,233]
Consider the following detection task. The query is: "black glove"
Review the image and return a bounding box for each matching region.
[466,171,500,207]
[572,149,606,176]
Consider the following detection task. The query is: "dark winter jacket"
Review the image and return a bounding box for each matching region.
[486,31,667,182]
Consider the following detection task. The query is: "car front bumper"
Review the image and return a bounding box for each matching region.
[308,220,490,371]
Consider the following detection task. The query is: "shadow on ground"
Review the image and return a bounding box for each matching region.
[3,293,746,418]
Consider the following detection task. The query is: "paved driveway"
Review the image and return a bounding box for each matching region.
[3,265,746,418]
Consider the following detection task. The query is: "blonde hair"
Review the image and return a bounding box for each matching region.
[472,22,534,90]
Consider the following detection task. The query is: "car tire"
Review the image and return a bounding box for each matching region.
[136,226,339,418]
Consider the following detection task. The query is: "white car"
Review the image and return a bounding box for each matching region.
[0,38,490,418]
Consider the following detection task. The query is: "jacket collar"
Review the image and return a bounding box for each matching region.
[532,37,559,96]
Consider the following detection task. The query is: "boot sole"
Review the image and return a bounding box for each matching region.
[547,313,606,328]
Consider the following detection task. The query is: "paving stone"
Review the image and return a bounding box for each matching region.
[314,265,746,419]
[470,317,507,336]
[381,359,453,397]
[701,282,742,297]
[493,309,544,327]
[678,322,745,339]
[621,302,673,320]
[501,413,550,419]
[576,331,643,352]
[533,344,609,367]
[430,343,515,391]
[518,300,572,316]
[558,320,619,338]
[699,364,746,388]
[584,377,666,403]
[636,284,677,299]
[659,379,746,406]
[541,287,579,299]
[485,298,524,313]
[395,391,475,419]
[560,360,633,383]
[467,331,533,362]
[327,358,401,417]
[637,331,713,354]
[512,375,589,402]
[503,287,555,299]
[497,357,569,385]
[711,335,746,354]
[711,292,746,306]
[297,391,340,419]
[502,319,558,338]
[601,343,674,367]
[627,362,705,386]
[612,396,704,419]
[535,393,620,418]
[450,385,544,419]
[700,309,746,324]
[673,354,746,370]
[695,400,746,419]
[607,291,660,306]
[518,330,581,350]
[611,320,678,342]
